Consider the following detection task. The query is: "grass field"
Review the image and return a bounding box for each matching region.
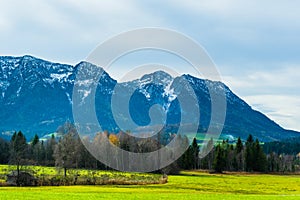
[0,170,300,199]
[185,132,236,146]
[0,165,163,185]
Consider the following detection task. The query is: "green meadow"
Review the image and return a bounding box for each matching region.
[0,165,163,186]
[0,167,300,200]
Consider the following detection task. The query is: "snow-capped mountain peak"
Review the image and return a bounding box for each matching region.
[0,55,298,142]
[140,70,173,86]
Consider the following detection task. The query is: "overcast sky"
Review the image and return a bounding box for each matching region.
[0,0,300,131]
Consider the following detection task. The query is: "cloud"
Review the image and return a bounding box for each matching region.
[1,0,300,65]
[222,64,300,94]
[222,65,300,131]
[0,0,149,30]
[0,0,165,63]
[248,67,300,87]
[244,95,300,131]
[163,0,300,67]
[167,0,300,26]
[0,14,11,31]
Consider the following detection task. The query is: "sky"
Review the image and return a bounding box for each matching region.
[0,0,300,131]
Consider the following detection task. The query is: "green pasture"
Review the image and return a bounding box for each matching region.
[0,165,162,185]
[0,167,300,199]
[185,132,231,145]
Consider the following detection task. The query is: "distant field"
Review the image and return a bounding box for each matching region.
[1,168,300,199]
[185,132,235,145]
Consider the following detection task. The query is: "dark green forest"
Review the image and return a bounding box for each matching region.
[0,123,300,176]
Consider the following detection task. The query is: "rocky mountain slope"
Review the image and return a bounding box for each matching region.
[0,55,298,141]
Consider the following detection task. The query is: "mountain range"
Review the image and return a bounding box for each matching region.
[0,55,299,142]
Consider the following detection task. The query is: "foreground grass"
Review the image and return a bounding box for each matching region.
[1,170,300,199]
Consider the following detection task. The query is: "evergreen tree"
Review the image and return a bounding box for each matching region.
[178,137,200,170]
[31,134,39,146]
[201,138,214,170]
[253,139,267,172]
[213,144,226,173]
[236,137,243,153]
[0,138,9,164]
[227,144,235,171]
[31,134,40,164]
[191,138,200,169]
[177,135,192,170]
[245,134,254,171]
[235,137,244,171]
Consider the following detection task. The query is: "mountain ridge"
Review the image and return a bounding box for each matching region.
[0,55,298,142]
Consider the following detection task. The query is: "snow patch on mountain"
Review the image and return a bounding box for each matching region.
[50,72,72,82]
[78,89,91,103]
[65,92,72,105]
[163,82,177,102]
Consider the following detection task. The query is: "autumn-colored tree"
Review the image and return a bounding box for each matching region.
[109,134,119,146]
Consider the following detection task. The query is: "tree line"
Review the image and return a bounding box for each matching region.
[181,135,300,173]
[0,123,299,176]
